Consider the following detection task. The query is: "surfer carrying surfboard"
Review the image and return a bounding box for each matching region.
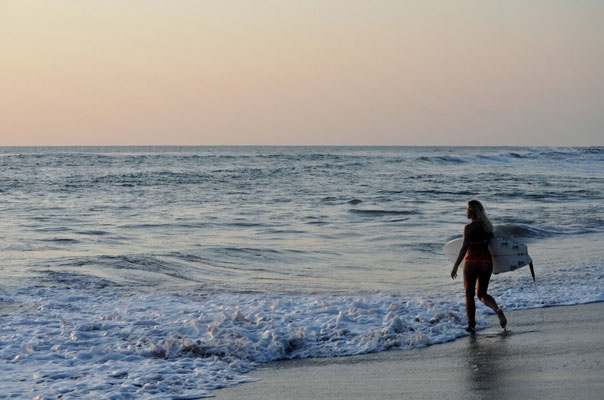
[450,200,507,333]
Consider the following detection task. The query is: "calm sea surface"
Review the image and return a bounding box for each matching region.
[1,146,602,398]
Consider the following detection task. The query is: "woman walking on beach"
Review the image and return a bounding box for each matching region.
[450,200,507,333]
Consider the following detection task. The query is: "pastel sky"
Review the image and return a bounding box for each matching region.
[1,0,603,146]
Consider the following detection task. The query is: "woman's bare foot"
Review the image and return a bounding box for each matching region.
[496,308,507,329]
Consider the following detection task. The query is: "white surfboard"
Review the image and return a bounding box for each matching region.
[443,237,533,274]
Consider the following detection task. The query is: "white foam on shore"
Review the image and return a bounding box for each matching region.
[0,265,602,399]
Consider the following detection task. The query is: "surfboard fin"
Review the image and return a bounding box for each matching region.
[529,262,536,282]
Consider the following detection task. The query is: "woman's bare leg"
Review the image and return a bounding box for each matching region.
[463,262,478,329]
[477,266,506,328]
[478,293,498,312]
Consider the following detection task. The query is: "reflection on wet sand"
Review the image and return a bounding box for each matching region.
[463,332,511,399]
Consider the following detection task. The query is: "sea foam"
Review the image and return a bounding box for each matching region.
[1,264,602,399]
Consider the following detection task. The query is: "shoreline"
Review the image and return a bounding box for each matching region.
[214,302,604,399]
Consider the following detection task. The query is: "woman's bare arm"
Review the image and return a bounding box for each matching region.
[451,225,469,279]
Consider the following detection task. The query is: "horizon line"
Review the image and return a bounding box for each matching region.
[0,144,602,148]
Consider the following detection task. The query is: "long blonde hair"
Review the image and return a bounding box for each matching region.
[468,200,494,233]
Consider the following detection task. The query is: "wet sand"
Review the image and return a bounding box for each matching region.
[214,302,604,400]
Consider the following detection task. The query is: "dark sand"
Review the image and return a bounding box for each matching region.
[214,302,604,399]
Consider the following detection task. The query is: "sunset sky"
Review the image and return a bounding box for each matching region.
[1,0,602,146]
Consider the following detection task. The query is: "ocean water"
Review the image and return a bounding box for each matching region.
[0,146,602,398]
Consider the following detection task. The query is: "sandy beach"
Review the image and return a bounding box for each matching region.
[214,302,604,400]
